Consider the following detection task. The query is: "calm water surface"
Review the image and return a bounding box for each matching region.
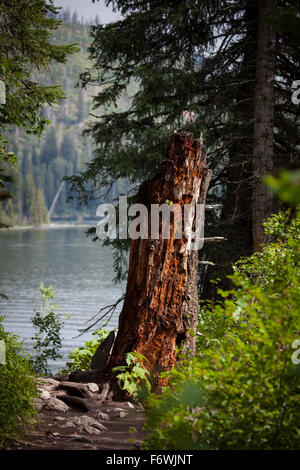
[0,226,125,373]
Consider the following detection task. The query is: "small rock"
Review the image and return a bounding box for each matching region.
[39,379,59,392]
[73,415,107,431]
[85,426,102,435]
[38,378,60,391]
[38,388,51,400]
[114,407,125,412]
[87,383,99,393]
[68,415,107,435]
[94,422,107,431]
[126,402,135,409]
[45,397,70,412]
[52,390,67,398]
[134,440,144,449]
[37,378,47,385]
[33,398,44,411]
[96,411,109,421]
[40,385,55,393]
[45,378,60,387]
[54,416,66,421]
[38,377,59,390]
[120,411,129,418]
[60,421,75,428]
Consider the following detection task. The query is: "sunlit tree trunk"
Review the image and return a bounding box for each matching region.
[70,133,211,393]
[104,133,211,390]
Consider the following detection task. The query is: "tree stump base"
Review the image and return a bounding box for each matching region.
[70,132,211,396]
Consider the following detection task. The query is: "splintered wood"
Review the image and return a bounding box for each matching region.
[105,133,212,389]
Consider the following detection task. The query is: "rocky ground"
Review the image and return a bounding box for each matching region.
[7,377,148,450]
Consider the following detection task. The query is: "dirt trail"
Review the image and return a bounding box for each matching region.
[9,400,147,450]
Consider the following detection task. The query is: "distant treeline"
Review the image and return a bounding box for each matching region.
[48,7,101,26]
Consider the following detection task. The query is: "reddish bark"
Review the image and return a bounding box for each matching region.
[70,133,211,393]
[105,133,211,389]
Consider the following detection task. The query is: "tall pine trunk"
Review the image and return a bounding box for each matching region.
[252,0,276,251]
[201,0,257,298]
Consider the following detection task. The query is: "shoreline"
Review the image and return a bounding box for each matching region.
[0,222,98,231]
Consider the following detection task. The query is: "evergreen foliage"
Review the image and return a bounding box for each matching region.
[68,0,300,294]
[0,0,79,222]
[0,17,101,225]
[0,0,79,159]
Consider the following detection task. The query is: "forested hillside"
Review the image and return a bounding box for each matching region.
[1,14,99,226]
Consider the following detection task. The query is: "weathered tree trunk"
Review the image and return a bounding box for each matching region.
[201,0,257,299]
[252,0,276,251]
[103,133,211,390]
[70,133,211,393]
[180,169,211,356]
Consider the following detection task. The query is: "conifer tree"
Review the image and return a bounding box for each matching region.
[23,169,36,222]
[21,149,30,177]
[31,145,39,168]
[41,128,58,166]
[32,187,48,226]
[0,0,79,204]
[0,0,78,160]
[69,0,299,294]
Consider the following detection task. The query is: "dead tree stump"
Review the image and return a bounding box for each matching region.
[70,133,211,393]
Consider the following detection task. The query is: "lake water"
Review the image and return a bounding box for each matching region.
[0,226,125,373]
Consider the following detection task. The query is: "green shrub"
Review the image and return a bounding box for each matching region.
[113,351,151,400]
[143,211,300,450]
[0,317,38,445]
[61,328,110,373]
[265,169,300,206]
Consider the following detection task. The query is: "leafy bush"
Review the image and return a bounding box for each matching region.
[0,316,38,445]
[61,328,110,372]
[113,351,151,400]
[31,284,64,375]
[265,169,300,206]
[143,210,300,450]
